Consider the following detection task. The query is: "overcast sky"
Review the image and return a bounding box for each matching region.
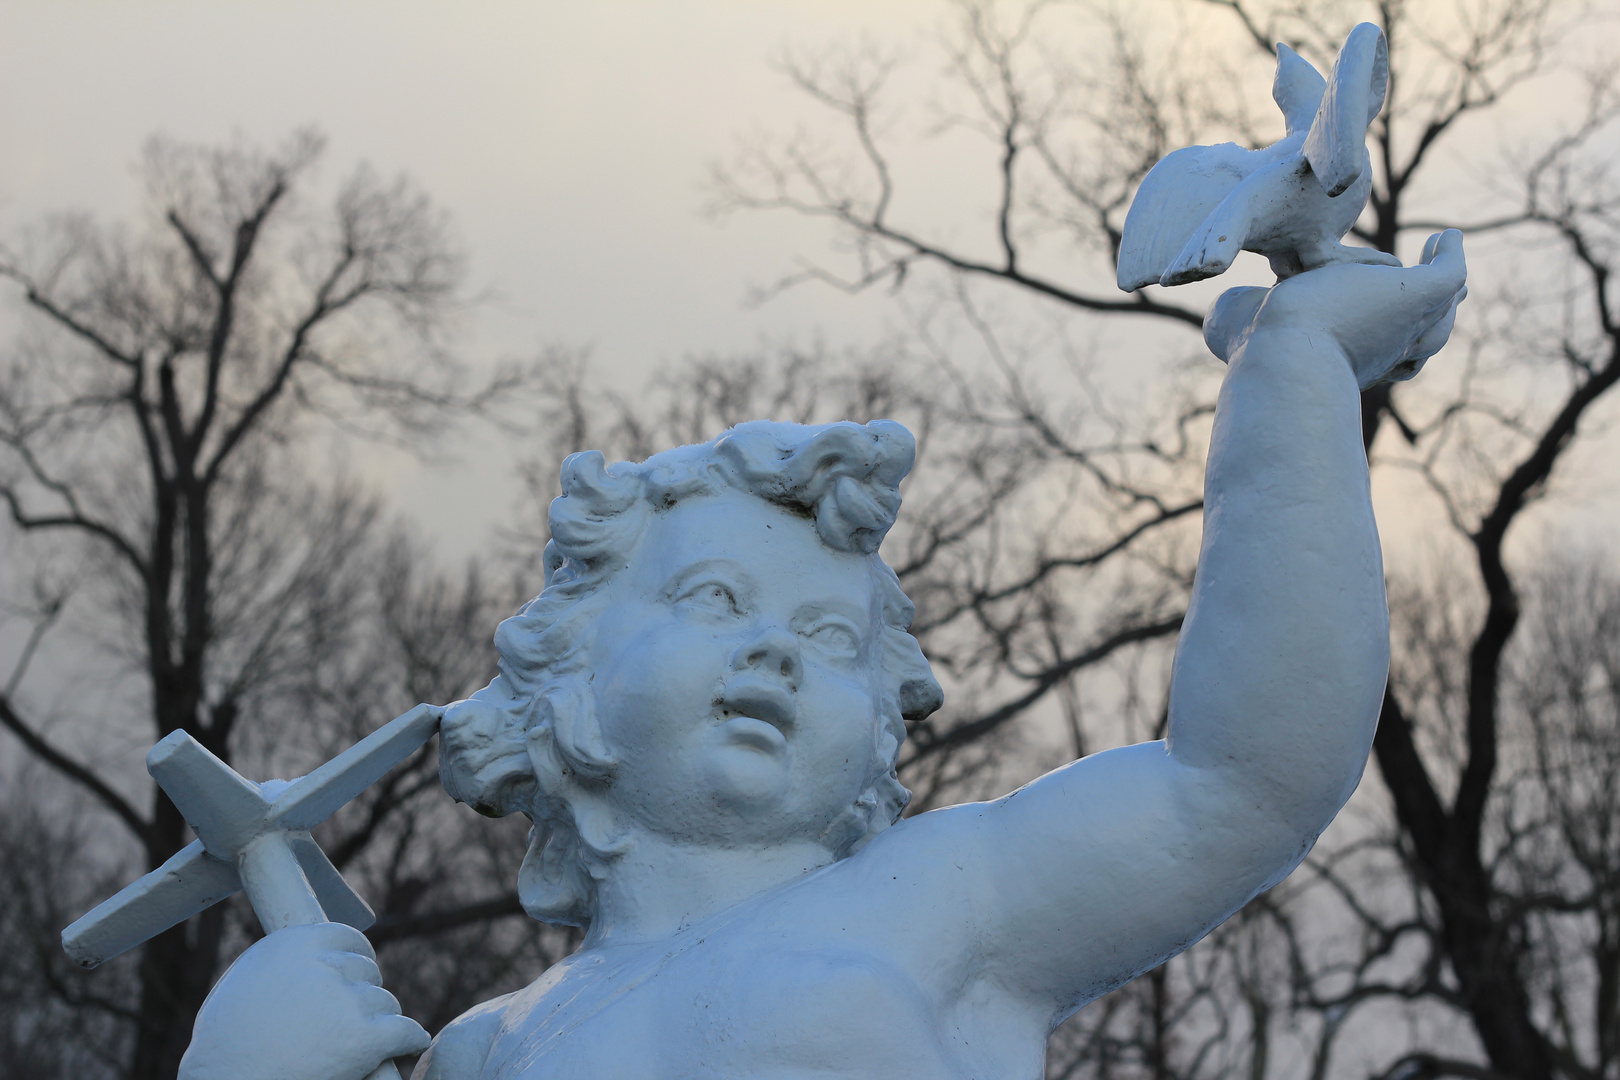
[0,0,930,357]
[4,0,1617,563]
[0,0,963,554]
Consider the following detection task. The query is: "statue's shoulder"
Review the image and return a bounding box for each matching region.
[411,991,518,1080]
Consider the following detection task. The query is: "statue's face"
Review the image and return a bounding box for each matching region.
[586,488,884,849]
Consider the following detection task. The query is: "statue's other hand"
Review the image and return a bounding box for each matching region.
[179,922,431,1080]
[1205,229,1467,388]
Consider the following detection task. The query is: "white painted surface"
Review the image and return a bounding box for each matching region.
[173,234,1466,1076]
[113,20,1470,1076]
[1118,24,1402,290]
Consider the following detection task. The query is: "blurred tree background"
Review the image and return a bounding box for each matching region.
[2,2,1617,1079]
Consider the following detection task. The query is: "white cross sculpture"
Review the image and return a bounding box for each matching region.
[62,703,443,1080]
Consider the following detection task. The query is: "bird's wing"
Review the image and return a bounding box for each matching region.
[1117,142,1254,292]
[1303,23,1388,197]
[1272,43,1327,137]
[1161,156,1302,286]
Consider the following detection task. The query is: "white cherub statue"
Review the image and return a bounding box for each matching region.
[172,233,1467,1079]
[165,24,1468,1079]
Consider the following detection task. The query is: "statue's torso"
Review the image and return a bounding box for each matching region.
[482,940,959,1079]
[456,861,1047,1080]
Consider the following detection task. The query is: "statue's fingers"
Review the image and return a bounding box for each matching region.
[1385,230,1465,319]
[299,920,378,960]
[351,981,409,1019]
[324,949,384,986]
[369,1013,433,1059]
[1409,286,1466,362]
[1419,228,1466,286]
[1419,233,1437,264]
[1203,285,1270,362]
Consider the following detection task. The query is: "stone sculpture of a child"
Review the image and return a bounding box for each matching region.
[176,232,1468,1080]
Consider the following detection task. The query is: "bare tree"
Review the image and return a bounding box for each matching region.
[708,2,1620,1078]
[11,4,1610,1076]
[0,131,537,1080]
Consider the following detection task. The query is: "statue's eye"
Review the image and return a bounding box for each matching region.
[803,620,859,656]
[678,581,742,616]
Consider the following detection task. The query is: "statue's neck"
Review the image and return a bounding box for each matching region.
[583,832,835,949]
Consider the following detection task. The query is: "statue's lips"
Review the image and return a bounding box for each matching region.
[721,716,788,754]
[716,678,795,753]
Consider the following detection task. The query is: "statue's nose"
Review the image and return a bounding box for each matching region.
[732,626,803,689]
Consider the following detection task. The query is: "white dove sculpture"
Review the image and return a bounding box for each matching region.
[1117,23,1400,291]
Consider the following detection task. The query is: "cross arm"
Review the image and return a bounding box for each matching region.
[61,704,444,970]
[270,704,444,830]
[61,840,241,969]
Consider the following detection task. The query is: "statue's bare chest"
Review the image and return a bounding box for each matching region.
[480,933,963,1080]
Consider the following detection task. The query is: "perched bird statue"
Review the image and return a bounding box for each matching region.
[1117,23,1401,290]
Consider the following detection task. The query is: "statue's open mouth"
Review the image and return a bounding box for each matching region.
[720,716,788,754]
[716,678,796,752]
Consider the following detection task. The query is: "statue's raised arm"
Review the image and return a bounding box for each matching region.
[892,226,1465,1024]
[854,22,1469,1030]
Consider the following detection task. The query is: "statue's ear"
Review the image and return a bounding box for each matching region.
[1204,286,1271,363]
[1272,43,1326,137]
[529,685,615,784]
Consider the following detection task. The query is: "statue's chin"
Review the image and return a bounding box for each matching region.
[702,740,791,815]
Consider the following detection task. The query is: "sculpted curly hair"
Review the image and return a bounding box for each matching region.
[437,420,943,927]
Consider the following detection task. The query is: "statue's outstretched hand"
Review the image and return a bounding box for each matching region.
[179,922,430,1080]
[1204,229,1467,388]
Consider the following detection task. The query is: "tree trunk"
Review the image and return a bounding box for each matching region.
[129,700,225,1080]
[1434,858,1556,1080]
[130,909,223,1080]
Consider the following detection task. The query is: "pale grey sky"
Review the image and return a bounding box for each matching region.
[0,0,957,554]
[3,0,1616,563]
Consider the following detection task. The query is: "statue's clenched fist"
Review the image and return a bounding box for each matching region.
[179,922,429,1080]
